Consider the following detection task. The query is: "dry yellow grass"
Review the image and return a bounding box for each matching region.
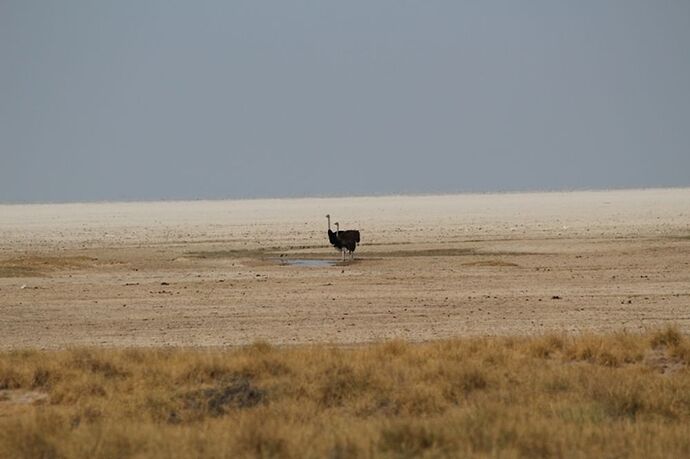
[1,327,690,458]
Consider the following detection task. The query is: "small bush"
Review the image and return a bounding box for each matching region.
[318,364,371,407]
[379,422,446,456]
[0,365,23,390]
[651,326,683,348]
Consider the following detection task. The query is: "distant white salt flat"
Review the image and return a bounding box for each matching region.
[0,188,688,249]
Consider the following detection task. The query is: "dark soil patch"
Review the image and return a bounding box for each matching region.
[463,260,519,267]
[364,248,478,258]
[181,377,265,418]
[0,256,97,277]
[187,249,270,259]
[0,266,43,278]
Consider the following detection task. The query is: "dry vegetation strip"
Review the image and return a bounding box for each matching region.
[1,328,690,458]
[0,256,99,278]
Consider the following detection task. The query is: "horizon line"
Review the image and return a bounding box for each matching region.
[1,185,689,207]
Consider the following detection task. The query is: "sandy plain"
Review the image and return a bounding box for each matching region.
[0,188,689,349]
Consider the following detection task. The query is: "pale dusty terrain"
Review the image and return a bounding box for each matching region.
[0,188,689,348]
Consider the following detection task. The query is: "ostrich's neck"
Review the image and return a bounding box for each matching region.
[327,216,331,231]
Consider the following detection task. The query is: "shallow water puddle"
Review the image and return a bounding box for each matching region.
[279,259,337,267]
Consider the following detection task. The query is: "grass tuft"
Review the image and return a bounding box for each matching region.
[651,325,683,348]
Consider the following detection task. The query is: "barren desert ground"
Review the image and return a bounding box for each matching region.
[1,188,689,349]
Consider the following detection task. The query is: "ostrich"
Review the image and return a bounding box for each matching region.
[334,221,360,260]
[325,214,360,260]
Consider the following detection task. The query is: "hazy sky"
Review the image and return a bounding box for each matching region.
[1,1,689,203]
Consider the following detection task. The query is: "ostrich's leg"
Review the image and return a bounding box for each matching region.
[341,249,345,261]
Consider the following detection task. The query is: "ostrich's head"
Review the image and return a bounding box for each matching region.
[334,222,340,231]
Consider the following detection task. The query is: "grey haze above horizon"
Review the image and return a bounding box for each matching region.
[2,1,689,203]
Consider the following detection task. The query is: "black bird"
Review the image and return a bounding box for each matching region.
[326,214,360,260]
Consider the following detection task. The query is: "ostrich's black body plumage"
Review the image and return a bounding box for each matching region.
[335,230,360,253]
